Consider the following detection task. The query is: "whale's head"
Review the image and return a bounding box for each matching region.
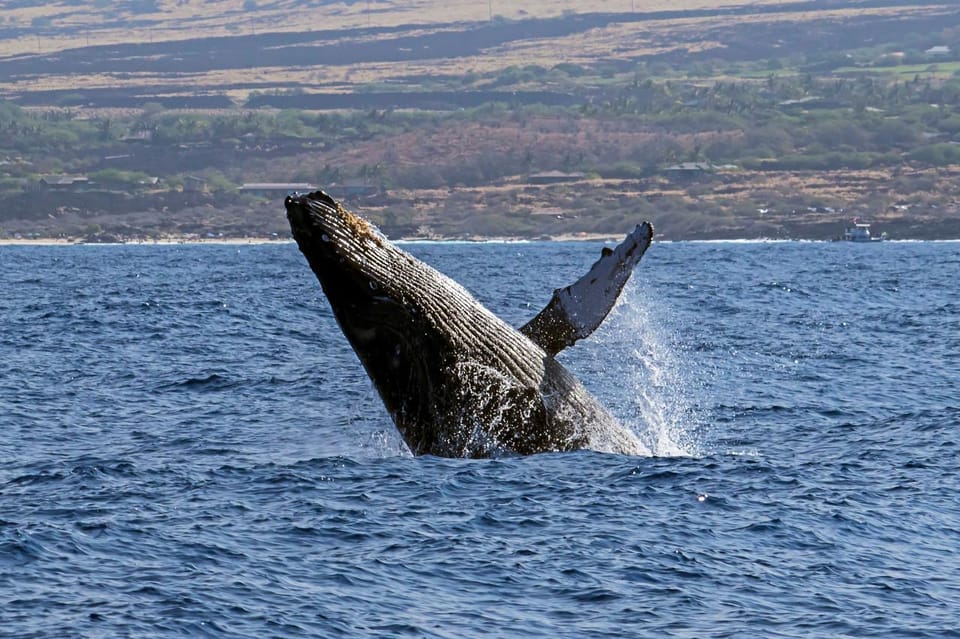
[284,189,425,346]
[285,191,454,449]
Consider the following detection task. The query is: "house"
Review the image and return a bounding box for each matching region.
[120,130,154,144]
[182,175,207,193]
[925,46,951,56]
[239,182,318,197]
[37,175,90,191]
[528,171,587,185]
[664,162,715,176]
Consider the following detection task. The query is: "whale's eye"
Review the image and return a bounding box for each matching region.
[321,233,331,242]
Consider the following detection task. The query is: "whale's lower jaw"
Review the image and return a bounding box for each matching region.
[286,191,650,458]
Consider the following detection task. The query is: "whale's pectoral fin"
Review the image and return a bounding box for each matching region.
[520,222,654,356]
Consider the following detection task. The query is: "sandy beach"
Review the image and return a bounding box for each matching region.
[0,233,628,246]
[0,237,294,246]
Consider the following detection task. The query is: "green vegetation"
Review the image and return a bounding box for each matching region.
[5,70,959,184]
[2,63,960,239]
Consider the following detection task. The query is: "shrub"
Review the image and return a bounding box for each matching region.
[908,144,960,165]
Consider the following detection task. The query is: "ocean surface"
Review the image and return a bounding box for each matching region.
[1,239,958,638]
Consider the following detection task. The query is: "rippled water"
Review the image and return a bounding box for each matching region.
[1,240,958,637]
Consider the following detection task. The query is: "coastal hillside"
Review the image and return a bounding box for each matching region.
[1,0,958,240]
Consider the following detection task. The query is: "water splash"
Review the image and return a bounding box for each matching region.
[588,287,706,458]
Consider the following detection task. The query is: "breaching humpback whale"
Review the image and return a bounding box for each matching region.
[286,190,654,458]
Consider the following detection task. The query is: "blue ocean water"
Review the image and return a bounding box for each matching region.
[1,239,958,638]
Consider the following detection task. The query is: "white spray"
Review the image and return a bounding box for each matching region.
[580,285,705,458]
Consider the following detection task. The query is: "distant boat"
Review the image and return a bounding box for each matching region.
[842,219,886,242]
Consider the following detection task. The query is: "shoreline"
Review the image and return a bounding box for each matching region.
[2,235,950,246]
[0,237,294,246]
[0,232,633,246]
[4,224,956,246]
